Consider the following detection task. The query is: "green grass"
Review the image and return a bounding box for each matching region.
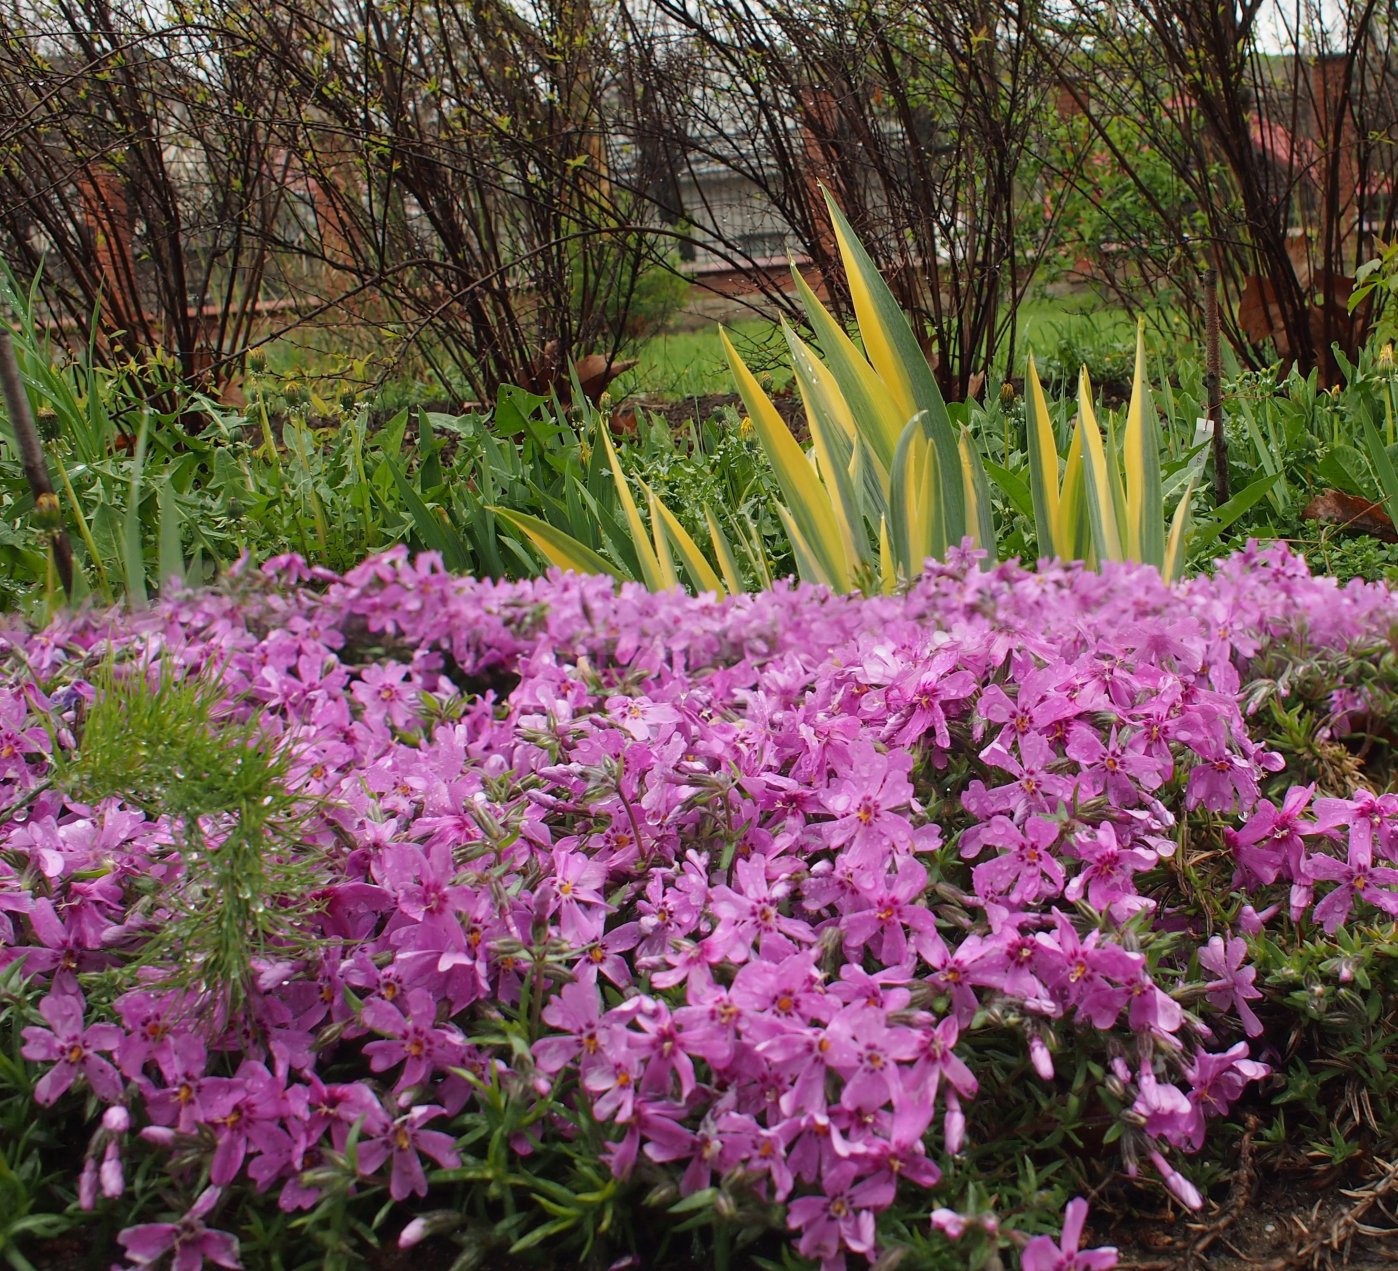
[610,296,1179,408]
[608,317,787,402]
[253,295,1191,411]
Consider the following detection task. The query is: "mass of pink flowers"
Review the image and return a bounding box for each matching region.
[2,540,1396,1269]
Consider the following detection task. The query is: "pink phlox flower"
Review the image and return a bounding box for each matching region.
[630,871,702,958]
[389,915,493,1014]
[1304,827,1398,932]
[882,651,976,749]
[829,962,913,1013]
[786,1159,894,1269]
[350,662,421,731]
[1198,935,1263,1036]
[581,1036,645,1123]
[1320,788,1398,864]
[962,815,1065,905]
[533,977,605,1075]
[731,950,830,1043]
[118,1186,241,1270]
[1064,823,1158,921]
[715,1109,797,1200]
[1185,747,1266,814]
[356,1104,461,1201]
[549,845,611,945]
[1067,725,1166,803]
[113,987,186,1080]
[707,856,814,961]
[5,814,66,878]
[604,693,682,741]
[642,1108,728,1195]
[924,940,982,1025]
[198,1061,288,1187]
[361,987,467,1089]
[1125,967,1183,1034]
[629,998,697,1100]
[766,1016,853,1119]
[20,990,124,1104]
[143,1033,213,1134]
[287,1074,391,1158]
[1034,911,1139,1029]
[19,896,115,988]
[1226,784,1316,886]
[839,856,941,964]
[673,981,746,1071]
[1021,1196,1117,1271]
[907,1013,978,1113]
[818,741,915,859]
[971,733,1074,818]
[975,676,1079,749]
[574,922,642,988]
[1179,1042,1270,1151]
[963,919,1051,1005]
[1132,1062,1194,1146]
[825,1005,920,1113]
[1148,1148,1203,1209]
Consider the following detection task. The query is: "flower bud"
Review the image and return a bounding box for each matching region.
[36,405,61,443]
[32,491,63,532]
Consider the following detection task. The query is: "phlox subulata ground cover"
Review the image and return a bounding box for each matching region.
[2,541,1396,1269]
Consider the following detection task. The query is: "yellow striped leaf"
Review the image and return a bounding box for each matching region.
[1025,356,1065,558]
[490,507,620,578]
[640,480,725,595]
[1075,369,1123,563]
[790,268,902,480]
[822,191,966,545]
[721,326,852,591]
[1122,322,1165,568]
[704,506,745,595]
[598,422,667,591]
[644,487,681,591]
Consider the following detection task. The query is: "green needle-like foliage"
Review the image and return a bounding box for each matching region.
[51,658,319,1027]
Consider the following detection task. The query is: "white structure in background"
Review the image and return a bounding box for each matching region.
[621,0,805,276]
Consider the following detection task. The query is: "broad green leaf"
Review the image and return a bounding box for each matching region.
[1360,411,1398,524]
[490,507,619,578]
[983,457,1035,523]
[385,457,472,573]
[1188,471,1281,551]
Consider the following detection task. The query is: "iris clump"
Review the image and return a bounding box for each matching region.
[1,541,1396,1269]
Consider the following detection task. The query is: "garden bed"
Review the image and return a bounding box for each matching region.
[2,543,1398,1269]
